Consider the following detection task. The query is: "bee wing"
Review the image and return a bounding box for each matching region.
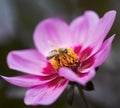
[46,49,58,60]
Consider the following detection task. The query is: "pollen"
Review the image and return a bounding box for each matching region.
[48,48,79,70]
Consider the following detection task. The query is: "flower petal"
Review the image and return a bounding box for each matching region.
[1,74,58,88]
[59,67,95,85]
[80,56,95,73]
[70,10,99,47]
[7,49,48,76]
[94,35,115,67]
[93,10,116,43]
[33,18,72,56]
[77,69,95,85]
[87,10,116,55]
[24,77,68,105]
[71,10,116,56]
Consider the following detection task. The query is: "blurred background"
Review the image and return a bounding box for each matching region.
[0,0,120,108]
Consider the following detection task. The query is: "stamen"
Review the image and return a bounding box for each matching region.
[47,48,79,70]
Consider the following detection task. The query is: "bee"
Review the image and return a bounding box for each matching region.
[46,48,68,60]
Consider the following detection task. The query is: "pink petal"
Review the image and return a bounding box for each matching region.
[33,18,72,57]
[87,10,116,55]
[70,10,99,47]
[70,16,88,47]
[24,77,68,105]
[74,45,82,55]
[42,62,57,75]
[1,74,58,88]
[93,10,116,43]
[94,35,115,67]
[77,69,95,85]
[7,49,49,76]
[84,11,99,36]
[79,56,95,73]
[71,10,116,56]
[59,67,95,85]
[79,47,92,62]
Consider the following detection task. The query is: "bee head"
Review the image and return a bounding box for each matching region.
[59,48,68,54]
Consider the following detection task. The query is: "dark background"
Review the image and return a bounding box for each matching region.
[0,0,120,108]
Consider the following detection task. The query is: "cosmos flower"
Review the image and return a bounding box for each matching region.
[2,10,116,106]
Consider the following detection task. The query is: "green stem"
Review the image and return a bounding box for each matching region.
[77,84,90,108]
[67,83,74,105]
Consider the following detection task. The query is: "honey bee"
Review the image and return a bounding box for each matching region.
[46,48,68,60]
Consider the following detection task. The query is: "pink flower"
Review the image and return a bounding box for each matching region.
[2,10,116,106]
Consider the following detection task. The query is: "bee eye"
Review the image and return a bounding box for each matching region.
[59,48,68,53]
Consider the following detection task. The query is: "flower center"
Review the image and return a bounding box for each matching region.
[47,48,79,70]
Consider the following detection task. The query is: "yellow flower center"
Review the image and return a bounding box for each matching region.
[47,48,79,70]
